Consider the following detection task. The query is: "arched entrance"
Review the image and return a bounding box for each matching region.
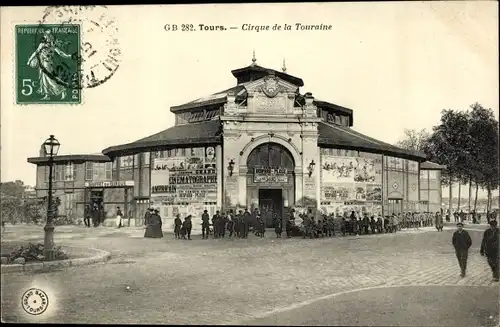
[246,142,295,227]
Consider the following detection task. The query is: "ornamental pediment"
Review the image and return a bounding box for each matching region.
[244,75,298,98]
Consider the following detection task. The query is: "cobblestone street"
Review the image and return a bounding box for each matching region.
[1,224,499,325]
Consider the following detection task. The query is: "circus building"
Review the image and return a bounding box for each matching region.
[27,56,446,230]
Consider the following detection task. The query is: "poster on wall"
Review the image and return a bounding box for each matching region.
[322,156,377,183]
[320,151,383,215]
[151,147,217,204]
[366,184,382,201]
[322,184,352,202]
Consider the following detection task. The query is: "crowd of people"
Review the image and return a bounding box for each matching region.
[141,207,448,239]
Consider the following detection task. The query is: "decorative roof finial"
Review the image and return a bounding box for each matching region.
[282,58,287,72]
[251,49,257,66]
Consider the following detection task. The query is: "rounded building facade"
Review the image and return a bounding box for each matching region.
[29,60,444,231]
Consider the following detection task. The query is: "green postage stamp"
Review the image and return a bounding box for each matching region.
[15,24,81,104]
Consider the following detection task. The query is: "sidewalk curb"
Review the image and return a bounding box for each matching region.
[0,246,111,274]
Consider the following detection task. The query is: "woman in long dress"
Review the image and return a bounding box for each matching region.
[144,209,163,238]
[26,30,72,100]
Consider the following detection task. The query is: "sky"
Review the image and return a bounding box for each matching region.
[1,2,498,199]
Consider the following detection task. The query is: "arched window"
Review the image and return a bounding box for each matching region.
[247,143,295,170]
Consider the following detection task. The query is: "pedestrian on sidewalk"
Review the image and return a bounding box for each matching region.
[452,222,472,278]
[480,220,499,282]
[115,206,123,228]
[84,204,91,228]
[174,214,182,239]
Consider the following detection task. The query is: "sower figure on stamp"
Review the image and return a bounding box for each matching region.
[452,222,472,278]
[174,214,182,240]
[27,30,73,101]
[201,210,210,240]
[480,220,499,282]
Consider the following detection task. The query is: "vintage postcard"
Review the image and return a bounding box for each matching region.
[1,3,499,326]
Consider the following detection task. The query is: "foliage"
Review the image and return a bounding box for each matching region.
[423,103,499,192]
[396,128,430,152]
[1,243,68,263]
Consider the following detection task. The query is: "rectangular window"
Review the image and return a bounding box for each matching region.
[93,163,109,180]
[167,149,172,157]
[144,152,150,166]
[134,154,140,167]
[53,165,64,181]
[335,115,342,125]
[85,162,93,180]
[105,162,112,180]
[65,163,74,181]
[64,193,74,210]
[428,170,438,179]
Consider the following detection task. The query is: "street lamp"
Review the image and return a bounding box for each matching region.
[43,135,60,261]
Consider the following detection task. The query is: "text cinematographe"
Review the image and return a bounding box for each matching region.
[164,23,332,32]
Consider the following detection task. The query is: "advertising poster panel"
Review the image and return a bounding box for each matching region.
[320,149,383,215]
[150,147,217,230]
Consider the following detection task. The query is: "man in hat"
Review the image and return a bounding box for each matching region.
[452,222,472,277]
[201,209,210,240]
[174,214,182,239]
[480,220,499,282]
[242,209,251,239]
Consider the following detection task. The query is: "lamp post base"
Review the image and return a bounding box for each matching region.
[43,223,55,261]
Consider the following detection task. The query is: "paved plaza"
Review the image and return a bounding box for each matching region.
[1,224,499,325]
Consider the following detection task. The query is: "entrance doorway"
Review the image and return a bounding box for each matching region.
[90,190,104,207]
[259,188,282,227]
[388,199,403,215]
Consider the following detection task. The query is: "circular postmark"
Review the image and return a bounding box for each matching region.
[21,288,49,316]
[33,5,121,90]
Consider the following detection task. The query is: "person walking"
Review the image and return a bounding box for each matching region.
[226,212,235,239]
[435,212,444,231]
[185,215,193,240]
[83,204,91,228]
[201,210,210,240]
[115,206,123,228]
[480,220,499,282]
[174,214,182,239]
[452,222,472,278]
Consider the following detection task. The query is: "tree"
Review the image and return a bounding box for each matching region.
[424,109,471,214]
[467,103,499,213]
[396,128,430,152]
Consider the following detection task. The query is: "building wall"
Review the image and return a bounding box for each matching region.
[221,76,320,215]
[420,169,443,213]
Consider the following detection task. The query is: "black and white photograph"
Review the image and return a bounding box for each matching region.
[1,3,499,326]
